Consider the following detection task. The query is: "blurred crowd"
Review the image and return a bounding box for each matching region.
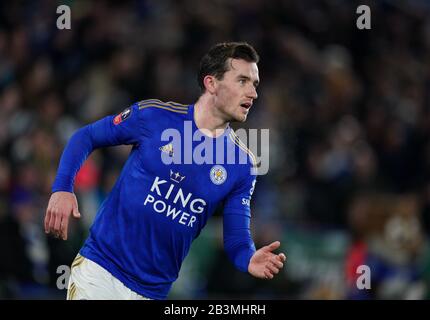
[2,0,430,299]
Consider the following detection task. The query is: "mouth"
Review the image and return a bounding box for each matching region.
[240,102,252,110]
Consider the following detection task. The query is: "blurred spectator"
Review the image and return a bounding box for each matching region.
[346,193,428,299]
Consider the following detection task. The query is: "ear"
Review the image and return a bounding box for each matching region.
[203,75,217,94]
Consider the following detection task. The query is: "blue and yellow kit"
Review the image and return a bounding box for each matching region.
[52,99,257,299]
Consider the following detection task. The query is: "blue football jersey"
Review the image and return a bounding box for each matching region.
[52,99,257,299]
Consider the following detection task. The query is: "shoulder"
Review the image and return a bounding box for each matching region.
[134,99,190,118]
[227,129,258,176]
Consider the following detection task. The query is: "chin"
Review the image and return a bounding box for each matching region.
[232,115,247,123]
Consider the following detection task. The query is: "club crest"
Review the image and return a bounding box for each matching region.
[210,165,227,185]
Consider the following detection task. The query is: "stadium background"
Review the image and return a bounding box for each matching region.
[1,0,430,299]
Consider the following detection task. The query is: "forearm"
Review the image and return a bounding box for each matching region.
[223,211,256,273]
[52,126,96,193]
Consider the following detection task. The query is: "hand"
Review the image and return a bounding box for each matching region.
[44,191,81,240]
[248,241,286,280]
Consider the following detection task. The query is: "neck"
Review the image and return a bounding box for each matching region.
[194,94,229,138]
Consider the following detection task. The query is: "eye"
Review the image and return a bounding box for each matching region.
[239,79,246,85]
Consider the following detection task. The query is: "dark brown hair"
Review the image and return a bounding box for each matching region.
[198,42,259,92]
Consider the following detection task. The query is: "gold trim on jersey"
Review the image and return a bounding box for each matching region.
[229,131,258,168]
[140,99,189,109]
[137,99,189,114]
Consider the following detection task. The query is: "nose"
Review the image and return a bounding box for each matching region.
[247,85,258,99]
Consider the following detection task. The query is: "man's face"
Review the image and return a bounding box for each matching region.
[214,58,259,122]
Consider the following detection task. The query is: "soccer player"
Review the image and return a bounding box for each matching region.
[44,42,286,300]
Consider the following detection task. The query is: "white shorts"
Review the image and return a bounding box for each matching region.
[67,254,151,300]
